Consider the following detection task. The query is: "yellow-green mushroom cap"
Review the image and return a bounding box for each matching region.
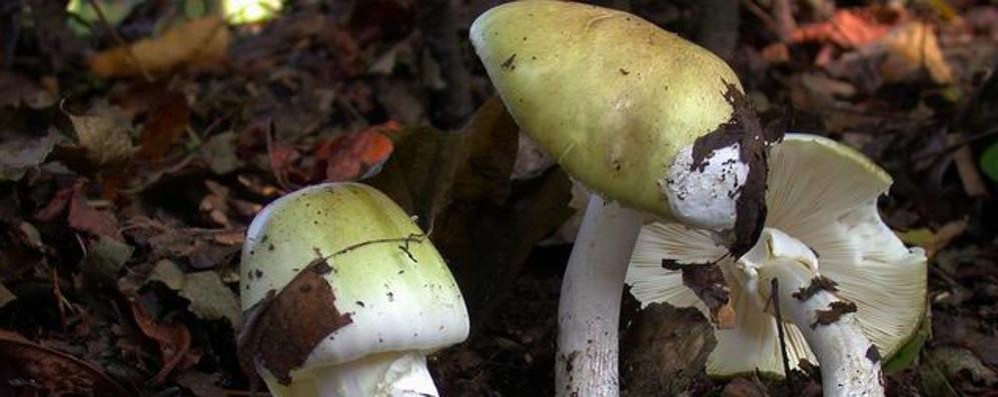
[470,0,743,219]
[240,183,469,387]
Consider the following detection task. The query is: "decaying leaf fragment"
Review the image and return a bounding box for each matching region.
[66,103,136,166]
[237,259,352,384]
[129,300,203,383]
[89,16,230,78]
[0,330,131,396]
[0,132,57,182]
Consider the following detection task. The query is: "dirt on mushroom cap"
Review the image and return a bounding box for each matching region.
[237,258,352,385]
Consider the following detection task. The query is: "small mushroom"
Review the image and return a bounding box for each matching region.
[239,183,469,397]
[470,2,772,396]
[627,134,927,396]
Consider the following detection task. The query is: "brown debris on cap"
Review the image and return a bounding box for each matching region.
[812,301,858,328]
[792,276,840,301]
[690,82,783,257]
[237,257,352,384]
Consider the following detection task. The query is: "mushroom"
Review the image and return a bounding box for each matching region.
[470,2,776,396]
[627,134,927,395]
[238,182,469,397]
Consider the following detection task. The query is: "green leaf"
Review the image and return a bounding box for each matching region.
[883,305,931,373]
[980,141,998,182]
[179,271,241,326]
[82,236,134,286]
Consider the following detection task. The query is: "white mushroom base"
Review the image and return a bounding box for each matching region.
[738,228,884,397]
[263,352,439,397]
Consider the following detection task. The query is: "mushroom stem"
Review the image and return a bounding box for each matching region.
[556,195,645,397]
[778,286,883,396]
[313,352,439,397]
[742,229,884,397]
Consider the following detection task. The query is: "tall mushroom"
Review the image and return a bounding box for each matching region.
[627,134,927,395]
[470,2,776,396]
[238,182,469,397]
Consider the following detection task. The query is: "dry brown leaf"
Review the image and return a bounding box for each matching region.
[0,282,15,308]
[66,103,136,166]
[129,300,202,383]
[90,17,230,78]
[899,220,967,259]
[878,22,954,84]
[67,180,121,239]
[134,91,191,161]
[0,330,131,396]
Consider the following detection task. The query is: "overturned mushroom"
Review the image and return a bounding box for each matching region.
[238,183,469,397]
[470,2,775,396]
[627,134,927,396]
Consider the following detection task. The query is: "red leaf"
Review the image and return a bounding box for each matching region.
[129,300,202,384]
[67,180,120,240]
[313,121,398,182]
[791,6,906,48]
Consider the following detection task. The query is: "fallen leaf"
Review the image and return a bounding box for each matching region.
[0,71,56,108]
[898,220,967,258]
[0,131,57,181]
[722,378,769,397]
[791,6,905,48]
[82,235,134,286]
[134,91,191,161]
[179,271,241,326]
[89,16,230,78]
[237,259,353,384]
[200,180,233,227]
[0,282,14,308]
[981,141,998,182]
[66,102,136,166]
[200,131,243,174]
[174,371,228,397]
[68,180,121,239]
[878,22,954,84]
[0,330,131,396]
[312,121,398,183]
[149,259,186,290]
[129,300,202,384]
[929,346,998,386]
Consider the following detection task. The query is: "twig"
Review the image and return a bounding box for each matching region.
[328,233,426,259]
[771,277,794,388]
[741,0,781,39]
[85,0,153,82]
[772,0,797,43]
[911,127,998,161]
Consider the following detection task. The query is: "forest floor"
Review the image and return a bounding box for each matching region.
[0,0,996,396]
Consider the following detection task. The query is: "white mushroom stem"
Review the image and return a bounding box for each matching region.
[740,229,884,397]
[556,195,645,397]
[312,352,438,397]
